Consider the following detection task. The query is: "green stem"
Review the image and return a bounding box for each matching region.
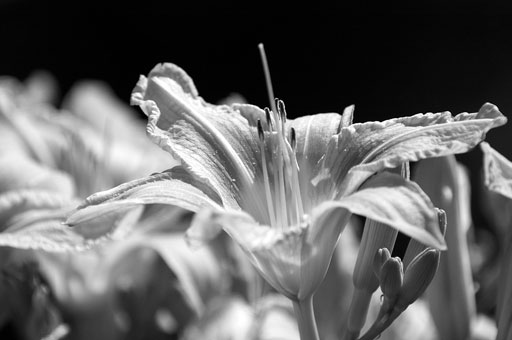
[293,296,320,340]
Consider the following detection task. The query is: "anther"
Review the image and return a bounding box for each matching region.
[277,99,287,123]
[257,119,264,141]
[290,127,296,150]
[277,99,286,115]
[264,108,273,129]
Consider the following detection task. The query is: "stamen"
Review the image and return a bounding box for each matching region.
[289,127,305,223]
[257,119,264,141]
[277,99,287,121]
[259,43,289,230]
[274,99,288,229]
[258,119,277,228]
[265,107,273,130]
[290,127,297,150]
[277,151,288,229]
[277,99,287,136]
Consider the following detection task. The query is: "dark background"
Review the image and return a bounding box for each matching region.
[0,1,511,156]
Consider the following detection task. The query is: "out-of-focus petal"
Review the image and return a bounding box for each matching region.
[0,155,75,196]
[481,142,512,200]
[181,297,254,340]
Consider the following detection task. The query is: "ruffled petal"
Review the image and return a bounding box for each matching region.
[317,103,506,197]
[319,171,445,249]
[481,142,512,199]
[131,63,265,210]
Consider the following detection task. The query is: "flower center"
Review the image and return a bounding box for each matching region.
[256,43,305,230]
[257,101,304,230]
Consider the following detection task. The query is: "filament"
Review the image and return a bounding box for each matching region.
[258,120,277,228]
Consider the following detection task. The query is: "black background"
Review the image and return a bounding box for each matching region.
[1,1,511,156]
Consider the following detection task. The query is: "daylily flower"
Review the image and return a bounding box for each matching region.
[68,61,506,319]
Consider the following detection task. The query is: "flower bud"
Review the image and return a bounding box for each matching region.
[353,220,398,291]
[379,257,403,299]
[396,248,440,309]
[373,248,391,279]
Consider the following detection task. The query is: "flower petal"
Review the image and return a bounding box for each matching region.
[0,154,75,196]
[0,213,115,252]
[134,232,228,316]
[318,103,506,197]
[481,142,512,199]
[181,297,254,340]
[187,206,350,300]
[186,209,304,299]
[320,171,445,249]
[131,63,265,210]
[288,112,342,209]
[66,168,223,237]
[299,201,352,299]
[0,190,76,227]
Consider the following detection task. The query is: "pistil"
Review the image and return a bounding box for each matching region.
[258,43,305,230]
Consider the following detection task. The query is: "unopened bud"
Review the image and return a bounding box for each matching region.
[380,257,403,299]
[397,248,440,309]
[436,208,447,237]
[353,220,398,291]
[373,248,391,279]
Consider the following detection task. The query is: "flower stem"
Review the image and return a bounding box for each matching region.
[293,296,320,340]
[343,288,372,340]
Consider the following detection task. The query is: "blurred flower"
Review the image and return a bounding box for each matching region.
[68,64,506,314]
[480,142,512,340]
[0,71,178,251]
[182,294,299,340]
[0,262,61,340]
[0,72,189,338]
[413,156,478,340]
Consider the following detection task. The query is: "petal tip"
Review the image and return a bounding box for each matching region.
[130,75,148,106]
[147,63,199,97]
